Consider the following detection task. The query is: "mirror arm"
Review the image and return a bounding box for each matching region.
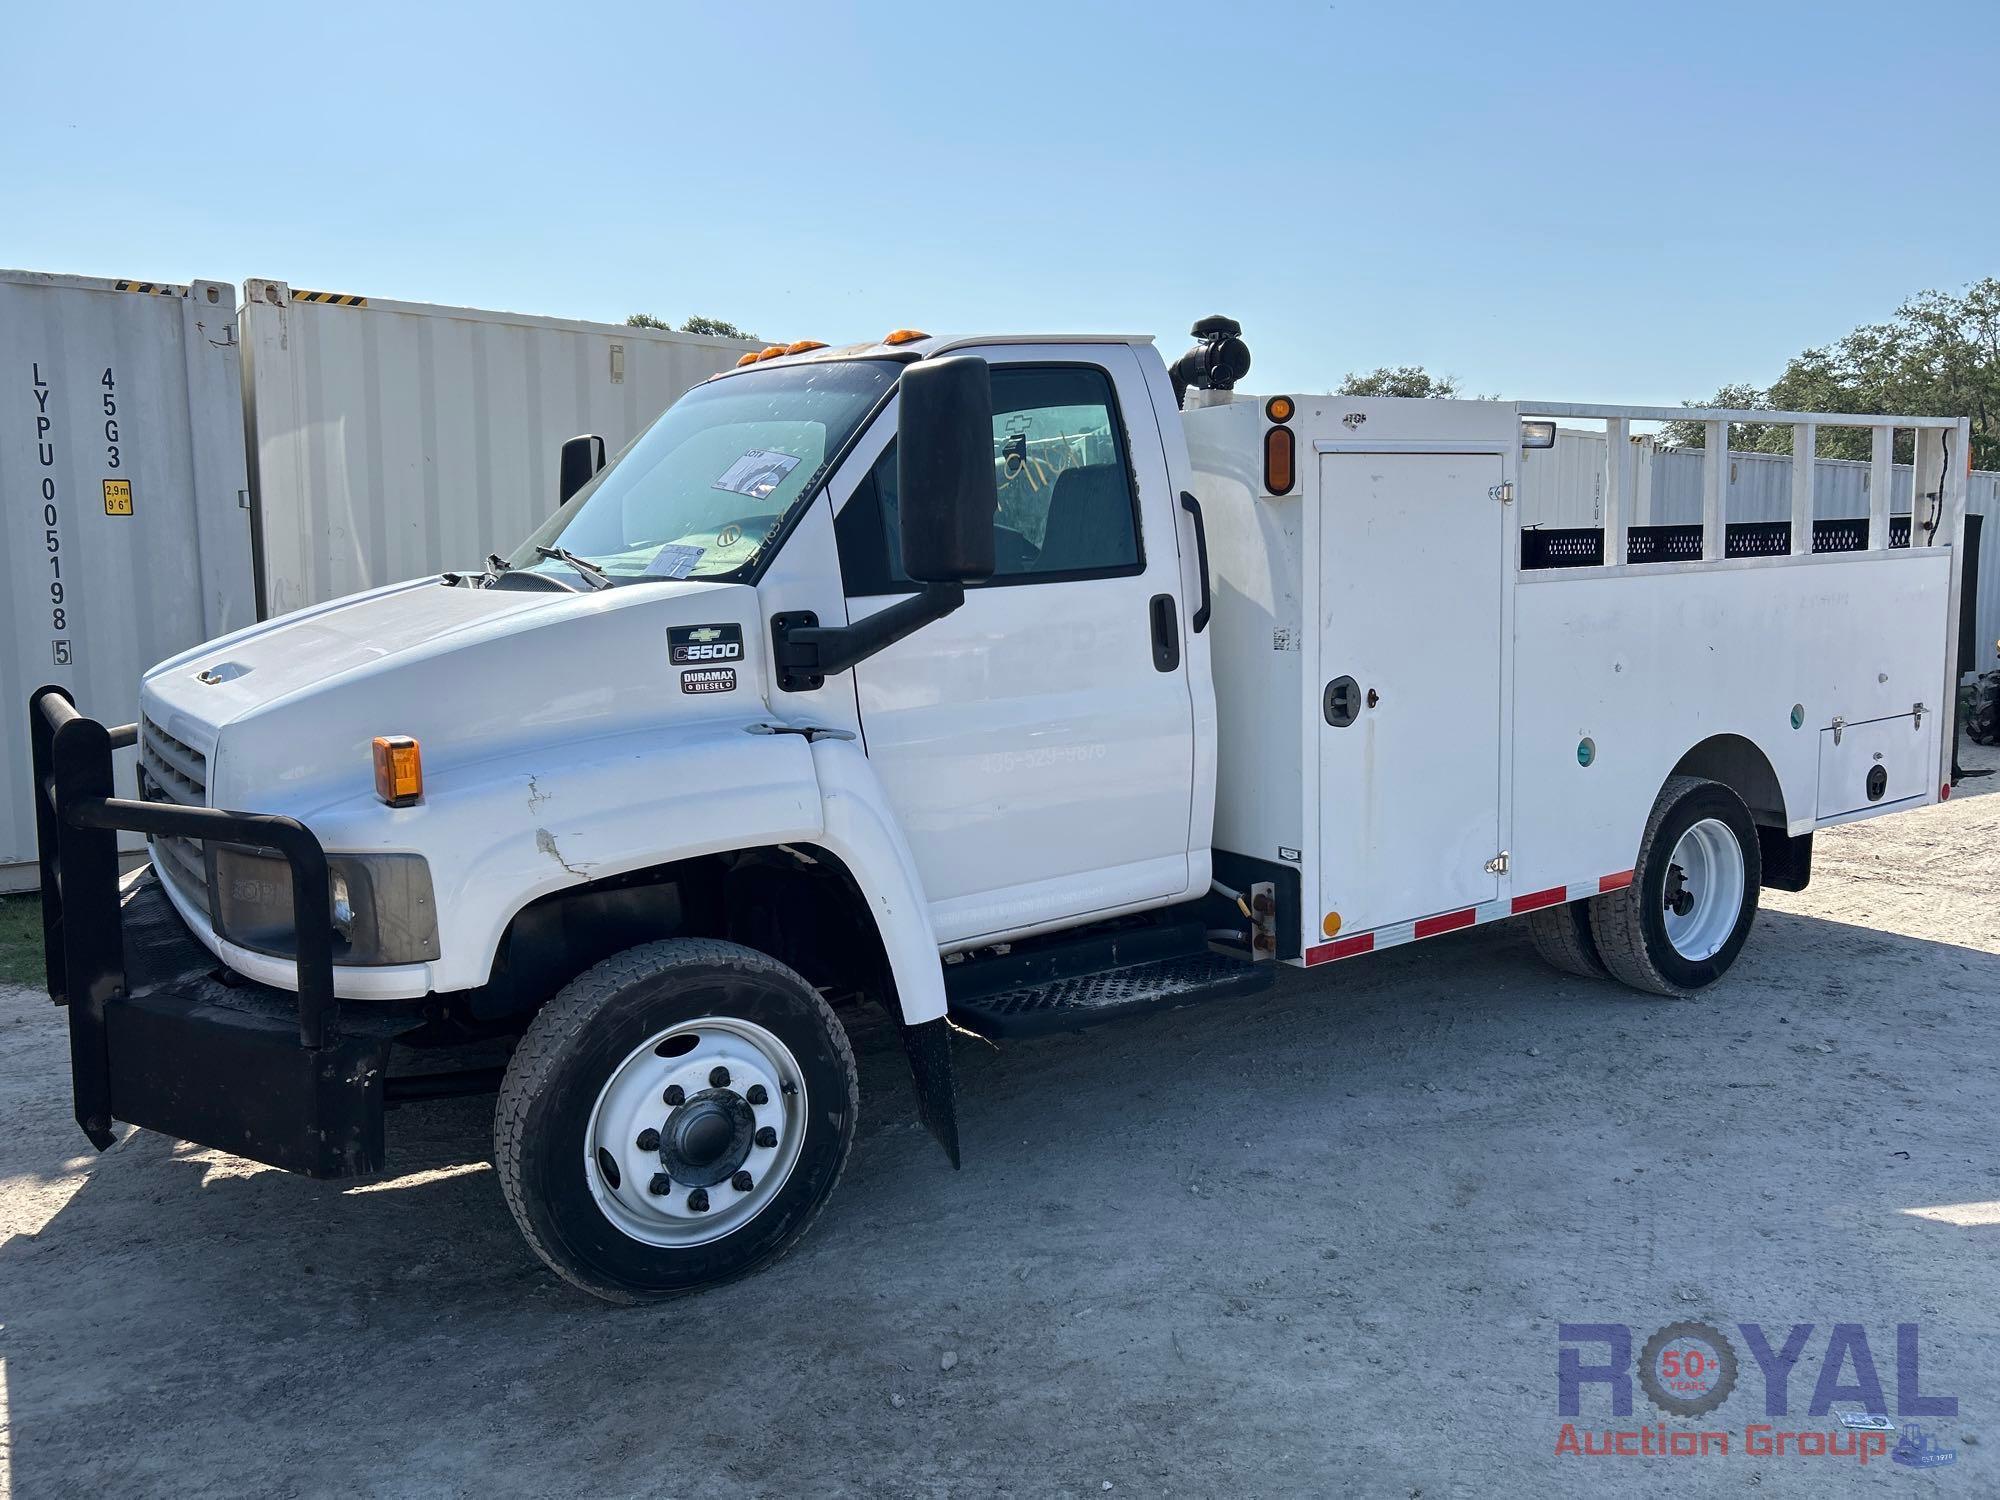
[771,584,966,691]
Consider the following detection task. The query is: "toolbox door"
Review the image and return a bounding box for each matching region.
[1316,453,1506,937]
[1816,712,1932,820]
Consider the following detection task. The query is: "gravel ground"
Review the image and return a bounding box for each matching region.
[2,743,1997,1498]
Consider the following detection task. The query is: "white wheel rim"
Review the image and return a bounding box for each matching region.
[1662,818,1744,963]
[585,1016,808,1249]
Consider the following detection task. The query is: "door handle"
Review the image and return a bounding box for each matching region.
[1324,675,1361,727]
[1178,492,1212,633]
[1149,594,1181,672]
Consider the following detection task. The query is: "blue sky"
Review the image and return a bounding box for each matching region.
[5,0,1994,403]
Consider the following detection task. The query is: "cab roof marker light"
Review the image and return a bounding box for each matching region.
[882,328,929,346]
[1521,419,1557,449]
[733,352,759,367]
[755,346,789,361]
[785,340,828,355]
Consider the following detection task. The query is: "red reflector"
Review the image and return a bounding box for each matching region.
[1264,424,1296,495]
[1599,870,1634,892]
[1414,908,1477,940]
[1941,783,1952,801]
[1306,932,1375,965]
[1511,886,1568,915]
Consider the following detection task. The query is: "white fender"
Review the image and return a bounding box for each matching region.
[806,736,949,1025]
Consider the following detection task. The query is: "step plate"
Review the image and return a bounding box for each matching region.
[950,949,1275,1039]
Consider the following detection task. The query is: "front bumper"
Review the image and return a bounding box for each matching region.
[104,879,408,1176]
[31,686,422,1178]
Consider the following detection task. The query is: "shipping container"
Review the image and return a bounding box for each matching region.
[1,270,256,892]
[238,281,758,616]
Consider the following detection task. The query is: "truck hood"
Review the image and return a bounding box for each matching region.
[141,576,767,813]
[149,577,569,709]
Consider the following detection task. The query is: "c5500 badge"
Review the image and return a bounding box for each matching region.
[681,667,737,695]
[669,623,743,665]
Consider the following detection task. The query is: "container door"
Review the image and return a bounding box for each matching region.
[1316,452,1505,937]
[1,273,252,892]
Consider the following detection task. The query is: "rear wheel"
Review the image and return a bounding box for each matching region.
[1527,898,1609,980]
[495,938,858,1303]
[1590,776,1761,997]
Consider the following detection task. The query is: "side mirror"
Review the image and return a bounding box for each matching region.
[897,357,996,583]
[558,433,606,505]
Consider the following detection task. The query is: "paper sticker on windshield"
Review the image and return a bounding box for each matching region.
[712,449,802,501]
[646,544,706,578]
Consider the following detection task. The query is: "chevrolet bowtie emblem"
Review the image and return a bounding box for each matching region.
[689,627,723,643]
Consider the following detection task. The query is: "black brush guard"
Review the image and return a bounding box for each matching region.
[30,685,400,1177]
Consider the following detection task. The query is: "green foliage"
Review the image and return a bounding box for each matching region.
[626,313,758,341]
[1337,365,1462,399]
[1664,280,2000,467]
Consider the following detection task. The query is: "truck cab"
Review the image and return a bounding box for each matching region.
[30,321,1970,1301]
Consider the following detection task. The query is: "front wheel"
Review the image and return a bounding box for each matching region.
[495,938,858,1303]
[1590,776,1762,997]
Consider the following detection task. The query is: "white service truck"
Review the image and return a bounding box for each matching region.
[29,318,1973,1301]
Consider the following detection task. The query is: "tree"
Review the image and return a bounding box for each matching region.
[1662,279,2000,467]
[1337,365,1462,399]
[625,313,758,341]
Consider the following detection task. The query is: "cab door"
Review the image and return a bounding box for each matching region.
[833,344,1198,946]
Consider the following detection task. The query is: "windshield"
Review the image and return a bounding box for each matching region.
[508,358,900,584]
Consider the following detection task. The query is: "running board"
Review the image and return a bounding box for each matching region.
[947,944,1274,1039]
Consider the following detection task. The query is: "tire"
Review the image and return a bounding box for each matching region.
[495,938,858,1303]
[1590,775,1762,998]
[1970,673,2000,746]
[1526,898,1609,980]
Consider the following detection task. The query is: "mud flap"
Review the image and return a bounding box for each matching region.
[898,1017,961,1169]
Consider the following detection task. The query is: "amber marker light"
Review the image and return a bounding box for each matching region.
[373,735,423,807]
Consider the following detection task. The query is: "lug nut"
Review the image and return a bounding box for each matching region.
[709,1066,731,1088]
[780,1080,797,1097]
[755,1126,778,1148]
[636,1128,660,1151]
[687,1188,710,1212]
[732,1170,754,1192]
[647,1172,671,1196]
[662,1085,685,1107]
[746,1084,769,1105]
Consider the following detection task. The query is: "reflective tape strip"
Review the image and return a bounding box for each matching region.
[1302,866,1641,967]
[1511,885,1569,915]
[115,280,181,296]
[1413,907,1477,940]
[290,289,368,307]
[1304,932,1375,966]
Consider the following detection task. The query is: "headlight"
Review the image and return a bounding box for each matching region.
[209,848,439,966]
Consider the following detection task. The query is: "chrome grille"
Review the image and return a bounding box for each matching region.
[139,712,210,916]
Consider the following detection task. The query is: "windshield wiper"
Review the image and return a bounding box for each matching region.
[536,545,614,590]
[483,551,580,593]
